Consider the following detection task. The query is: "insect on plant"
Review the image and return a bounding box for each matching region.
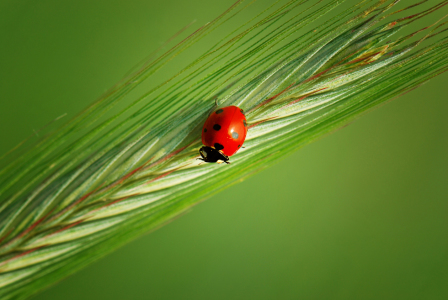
[199,105,248,164]
[0,0,448,299]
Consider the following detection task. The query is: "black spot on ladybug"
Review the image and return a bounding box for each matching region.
[240,109,245,114]
[232,132,239,139]
[213,124,221,131]
[214,143,224,150]
[216,109,224,114]
[243,120,247,127]
[238,145,241,148]
[204,128,207,133]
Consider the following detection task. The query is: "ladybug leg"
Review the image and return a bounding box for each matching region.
[206,97,219,116]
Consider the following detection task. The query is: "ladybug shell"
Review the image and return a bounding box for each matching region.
[202,106,247,157]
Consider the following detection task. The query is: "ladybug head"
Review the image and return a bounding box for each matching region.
[199,146,230,164]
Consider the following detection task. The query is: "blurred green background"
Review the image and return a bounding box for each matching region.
[0,0,447,299]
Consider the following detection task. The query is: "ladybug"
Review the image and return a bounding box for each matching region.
[199,106,247,164]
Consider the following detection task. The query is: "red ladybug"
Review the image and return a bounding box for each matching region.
[199,106,247,164]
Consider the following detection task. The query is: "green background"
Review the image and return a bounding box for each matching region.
[0,0,447,299]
